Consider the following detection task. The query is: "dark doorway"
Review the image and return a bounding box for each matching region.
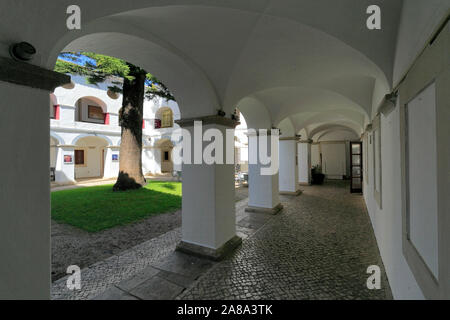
[350,141,363,193]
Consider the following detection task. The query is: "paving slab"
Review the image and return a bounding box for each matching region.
[92,286,138,300]
[152,251,216,279]
[129,275,185,300]
[116,266,160,292]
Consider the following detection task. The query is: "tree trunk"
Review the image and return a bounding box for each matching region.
[113,64,147,191]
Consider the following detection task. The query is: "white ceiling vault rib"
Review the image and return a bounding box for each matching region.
[42,0,402,130]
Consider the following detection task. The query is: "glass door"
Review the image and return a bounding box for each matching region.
[350,141,362,193]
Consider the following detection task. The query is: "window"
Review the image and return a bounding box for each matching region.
[75,150,85,165]
[88,105,104,120]
[161,109,173,128]
[372,115,382,208]
[164,151,169,161]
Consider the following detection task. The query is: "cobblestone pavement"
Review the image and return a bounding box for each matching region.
[178,181,392,300]
[51,228,182,300]
[52,181,392,300]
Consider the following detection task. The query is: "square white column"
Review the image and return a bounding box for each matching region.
[246,130,283,214]
[175,116,241,260]
[298,140,312,186]
[279,138,301,195]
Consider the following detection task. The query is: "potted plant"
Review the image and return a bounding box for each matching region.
[311,165,325,185]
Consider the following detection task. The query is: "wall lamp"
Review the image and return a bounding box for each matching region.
[9,42,36,61]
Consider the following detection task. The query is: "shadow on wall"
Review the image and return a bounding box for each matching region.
[53,170,76,186]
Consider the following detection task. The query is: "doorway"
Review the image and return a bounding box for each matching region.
[350,141,362,193]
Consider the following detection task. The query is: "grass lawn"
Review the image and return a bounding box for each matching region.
[51,181,182,232]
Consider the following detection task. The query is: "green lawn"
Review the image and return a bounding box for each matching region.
[51,181,182,232]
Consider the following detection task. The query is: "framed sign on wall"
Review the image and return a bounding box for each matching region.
[63,155,73,164]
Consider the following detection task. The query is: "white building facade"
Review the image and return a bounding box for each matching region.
[50,75,182,184]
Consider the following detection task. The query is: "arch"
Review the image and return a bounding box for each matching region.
[73,96,108,123]
[316,129,359,142]
[236,96,272,129]
[50,132,65,145]
[48,25,220,118]
[72,133,113,146]
[74,96,108,112]
[154,137,175,148]
[278,117,296,137]
[309,124,360,142]
[47,3,394,121]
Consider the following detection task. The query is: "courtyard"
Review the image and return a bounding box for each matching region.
[51,180,247,281]
[52,181,391,300]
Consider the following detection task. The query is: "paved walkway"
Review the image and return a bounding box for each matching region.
[52,181,392,300]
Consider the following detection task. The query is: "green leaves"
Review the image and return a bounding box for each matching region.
[54,52,175,101]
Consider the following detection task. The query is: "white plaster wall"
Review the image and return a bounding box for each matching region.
[321,143,346,179]
[248,134,280,209]
[0,83,50,299]
[311,144,321,168]
[59,105,75,123]
[406,83,439,280]
[359,2,450,299]
[279,140,298,192]
[50,137,57,167]
[103,147,120,179]
[181,123,236,249]
[363,106,424,299]
[142,148,161,175]
[392,0,450,86]
[298,143,310,184]
[318,130,358,142]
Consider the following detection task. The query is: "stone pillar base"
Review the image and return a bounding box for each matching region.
[280,189,302,196]
[245,203,283,215]
[176,235,242,261]
[298,182,311,186]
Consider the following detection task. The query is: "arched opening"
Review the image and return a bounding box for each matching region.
[74,96,108,124]
[73,136,109,180]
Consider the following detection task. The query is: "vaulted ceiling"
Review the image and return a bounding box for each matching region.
[3,0,405,136]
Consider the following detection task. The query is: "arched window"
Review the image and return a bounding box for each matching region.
[161,108,173,128]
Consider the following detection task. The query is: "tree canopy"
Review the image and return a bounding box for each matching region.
[54,52,175,101]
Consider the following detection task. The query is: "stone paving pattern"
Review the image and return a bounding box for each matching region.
[52,181,392,300]
[178,181,392,300]
[51,228,181,300]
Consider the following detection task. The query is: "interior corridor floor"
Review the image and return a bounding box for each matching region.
[52,181,392,300]
[180,181,392,299]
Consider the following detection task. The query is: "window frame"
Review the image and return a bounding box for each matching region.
[372,114,382,209]
[161,109,173,128]
[399,21,450,299]
[74,149,86,167]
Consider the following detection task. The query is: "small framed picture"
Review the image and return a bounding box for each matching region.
[112,154,119,161]
[64,155,73,164]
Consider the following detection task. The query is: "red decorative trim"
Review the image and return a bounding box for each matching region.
[142,119,145,129]
[54,105,60,120]
[104,113,110,125]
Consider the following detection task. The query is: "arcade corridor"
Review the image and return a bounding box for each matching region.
[53,181,391,300]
